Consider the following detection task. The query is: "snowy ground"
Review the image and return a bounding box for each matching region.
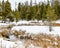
[0,38,16,48]
[12,26,60,35]
[0,38,26,48]
[0,19,60,26]
[0,20,60,48]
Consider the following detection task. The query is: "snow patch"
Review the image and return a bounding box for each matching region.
[12,26,60,35]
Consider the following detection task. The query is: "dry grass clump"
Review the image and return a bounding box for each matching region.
[24,33,60,48]
[52,23,60,26]
[7,24,15,29]
[13,30,25,36]
[0,29,9,37]
[0,27,60,48]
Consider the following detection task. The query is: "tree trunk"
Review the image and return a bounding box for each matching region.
[49,21,52,32]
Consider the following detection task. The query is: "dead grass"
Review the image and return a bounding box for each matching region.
[52,23,60,26]
[0,27,60,48]
[24,33,60,48]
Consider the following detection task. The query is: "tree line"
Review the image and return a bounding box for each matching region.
[0,0,60,22]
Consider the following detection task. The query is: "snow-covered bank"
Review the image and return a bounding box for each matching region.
[12,26,60,35]
[0,38,25,48]
[0,23,9,27]
[0,20,60,26]
[0,38,16,48]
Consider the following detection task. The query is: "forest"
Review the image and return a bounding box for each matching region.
[0,0,60,22]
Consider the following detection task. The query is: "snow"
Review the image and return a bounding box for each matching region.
[16,20,43,25]
[9,35,17,41]
[28,20,38,22]
[12,26,49,34]
[0,20,60,26]
[9,22,16,25]
[15,41,25,48]
[0,20,60,48]
[17,20,29,25]
[0,20,60,35]
[55,19,60,23]
[39,20,42,22]
[0,38,25,48]
[0,23,9,27]
[12,26,60,35]
[0,38,16,48]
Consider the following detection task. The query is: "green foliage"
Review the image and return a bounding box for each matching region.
[53,0,60,18]
[18,3,21,12]
[46,4,58,21]
[0,3,2,16]
[5,0,11,17]
[14,10,21,22]
[0,0,59,22]
[7,11,14,22]
[1,0,12,22]
[0,16,2,20]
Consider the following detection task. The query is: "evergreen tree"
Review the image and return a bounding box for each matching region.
[53,0,60,18]
[18,2,22,20]
[40,2,45,20]
[36,3,41,20]
[26,6,31,21]
[2,0,12,22]
[42,3,47,21]
[18,3,21,12]
[5,0,12,17]
[2,0,5,22]
[46,2,58,31]
[0,0,59,23]
[0,2,2,16]
[7,11,14,22]
[0,3,2,20]
[14,10,20,22]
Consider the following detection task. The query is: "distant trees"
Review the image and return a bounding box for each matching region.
[2,0,5,22]
[53,0,60,18]
[41,3,46,21]
[46,3,58,22]
[14,10,20,22]
[46,1,58,31]
[0,0,59,22]
[5,0,11,16]
[5,0,12,21]
[2,0,12,22]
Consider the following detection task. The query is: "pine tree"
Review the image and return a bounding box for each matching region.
[5,0,11,17]
[40,2,45,20]
[18,2,21,12]
[46,2,58,31]
[18,2,22,20]
[0,7,2,21]
[26,6,31,21]
[42,3,47,22]
[2,0,5,22]
[53,0,60,18]
[2,0,12,22]
[7,11,14,22]
[0,2,2,17]
[36,3,41,20]
[14,10,20,22]
[0,0,59,23]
